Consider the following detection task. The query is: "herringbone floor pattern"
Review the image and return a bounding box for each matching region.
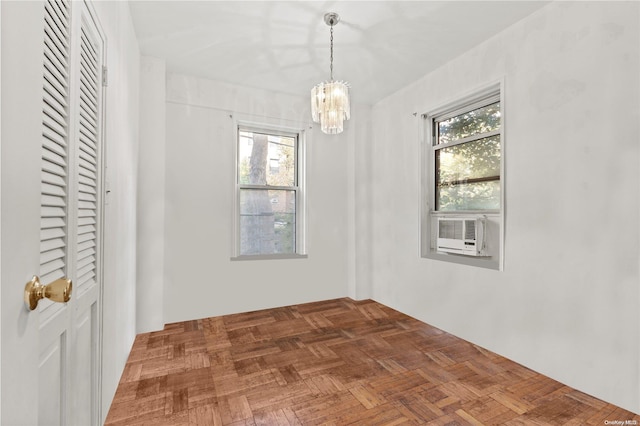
[105,298,639,425]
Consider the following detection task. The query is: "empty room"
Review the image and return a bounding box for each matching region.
[1,0,639,424]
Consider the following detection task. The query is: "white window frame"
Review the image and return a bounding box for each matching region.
[421,82,505,270]
[232,121,307,260]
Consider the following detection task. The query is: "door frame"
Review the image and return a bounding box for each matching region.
[84,1,107,421]
[73,2,108,422]
[0,1,3,419]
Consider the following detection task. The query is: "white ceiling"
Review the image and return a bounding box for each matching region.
[128,1,549,105]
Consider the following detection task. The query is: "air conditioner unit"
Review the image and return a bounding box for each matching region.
[436,217,486,256]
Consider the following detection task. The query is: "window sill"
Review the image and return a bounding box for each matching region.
[230,254,308,261]
[422,251,500,271]
[431,210,500,216]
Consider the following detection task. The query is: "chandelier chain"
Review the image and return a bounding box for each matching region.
[329,25,334,81]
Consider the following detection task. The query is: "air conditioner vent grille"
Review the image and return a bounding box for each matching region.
[464,220,476,240]
[439,219,463,240]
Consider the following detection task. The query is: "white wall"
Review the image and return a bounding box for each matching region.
[352,95,374,301]
[368,1,640,413]
[91,1,141,422]
[136,56,166,333]
[161,74,359,323]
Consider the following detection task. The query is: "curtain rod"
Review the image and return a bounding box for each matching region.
[165,99,313,129]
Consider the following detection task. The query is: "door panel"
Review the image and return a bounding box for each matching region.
[38,322,68,425]
[71,297,97,426]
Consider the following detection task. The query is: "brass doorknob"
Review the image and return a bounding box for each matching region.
[24,276,72,311]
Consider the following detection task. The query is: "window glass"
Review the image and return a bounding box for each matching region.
[240,189,296,255]
[238,132,295,187]
[436,135,500,210]
[437,102,500,144]
[437,179,500,211]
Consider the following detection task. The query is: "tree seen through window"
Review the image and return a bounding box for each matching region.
[435,101,501,211]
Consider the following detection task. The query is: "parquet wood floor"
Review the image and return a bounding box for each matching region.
[105,298,639,425]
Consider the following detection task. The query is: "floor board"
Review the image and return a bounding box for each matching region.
[105,298,639,425]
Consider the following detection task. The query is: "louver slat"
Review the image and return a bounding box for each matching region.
[78,216,95,227]
[79,155,97,170]
[78,192,96,203]
[43,101,67,135]
[77,239,95,253]
[80,87,98,114]
[77,247,96,261]
[42,194,66,208]
[79,132,97,149]
[78,184,96,196]
[41,247,65,265]
[42,170,66,187]
[41,237,65,254]
[79,138,97,156]
[41,217,65,230]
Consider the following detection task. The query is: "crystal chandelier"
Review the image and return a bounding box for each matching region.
[311,12,350,135]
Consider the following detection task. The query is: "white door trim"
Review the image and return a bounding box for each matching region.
[0,2,3,419]
[82,1,107,421]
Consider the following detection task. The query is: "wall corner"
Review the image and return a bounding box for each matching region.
[136,56,166,333]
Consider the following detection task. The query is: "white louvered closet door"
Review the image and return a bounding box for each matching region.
[37,1,106,425]
[38,1,74,424]
[69,7,105,426]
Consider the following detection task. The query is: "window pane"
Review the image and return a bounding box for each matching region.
[437,180,500,211]
[436,135,500,211]
[238,131,296,186]
[240,189,296,255]
[437,102,500,144]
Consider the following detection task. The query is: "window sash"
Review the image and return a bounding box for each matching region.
[433,129,501,151]
[236,126,303,257]
[239,188,297,256]
[437,175,500,188]
[240,184,299,191]
[431,98,501,212]
[435,102,500,146]
[237,129,298,187]
[431,93,500,128]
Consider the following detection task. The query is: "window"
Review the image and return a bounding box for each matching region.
[423,86,503,270]
[433,96,501,211]
[236,126,305,257]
